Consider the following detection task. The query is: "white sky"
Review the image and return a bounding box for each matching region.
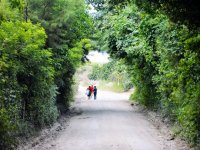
[87,51,110,64]
[88,4,97,13]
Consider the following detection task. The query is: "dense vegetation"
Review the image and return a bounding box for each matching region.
[89,0,200,146]
[0,0,93,148]
[1,0,200,148]
[89,60,132,91]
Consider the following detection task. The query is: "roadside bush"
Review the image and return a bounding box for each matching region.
[0,108,16,148]
[94,2,200,146]
[0,0,93,148]
[0,21,58,148]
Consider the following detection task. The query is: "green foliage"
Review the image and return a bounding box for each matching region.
[0,20,59,148]
[69,38,93,66]
[89,60,133,91]
[0,0,23,22]
[27,0,94,109]
[92,0,200,146]
[0,0,93,148]
[135,0,200,27]
[0,108,16,148]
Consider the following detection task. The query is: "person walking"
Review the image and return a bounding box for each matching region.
[93,86,97,100]
[89,85,94,99]
[86,87,90,100]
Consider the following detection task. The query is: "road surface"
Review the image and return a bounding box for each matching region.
[46,86,176,150]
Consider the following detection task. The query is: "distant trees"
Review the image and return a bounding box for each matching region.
[89,61,133,91]
[0,0,93,148]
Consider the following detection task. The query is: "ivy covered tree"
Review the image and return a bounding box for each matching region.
[0,13,58,150]
[135,0,200,27]
[91,0,200,146]
[0,0,94,148]
[27,0,94,109]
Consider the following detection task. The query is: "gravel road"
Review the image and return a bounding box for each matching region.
[46,86,177,150]
[17,57,191,150]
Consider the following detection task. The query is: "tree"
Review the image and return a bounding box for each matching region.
[0,0,94,148]
[90,0,200,146]
[27,0,94,108]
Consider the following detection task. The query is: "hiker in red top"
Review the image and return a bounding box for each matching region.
[88,85,93,99]
[91,85,94,94]
[89,85,94,99]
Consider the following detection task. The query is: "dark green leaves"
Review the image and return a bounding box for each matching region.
[92,0,200,146]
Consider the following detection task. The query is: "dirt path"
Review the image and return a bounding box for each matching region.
[21,85,184,150]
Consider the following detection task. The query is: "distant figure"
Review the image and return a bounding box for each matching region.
[89,85,94,99]
[91,85,94,94]
[86,87,91,99]
[93,86,97,100]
